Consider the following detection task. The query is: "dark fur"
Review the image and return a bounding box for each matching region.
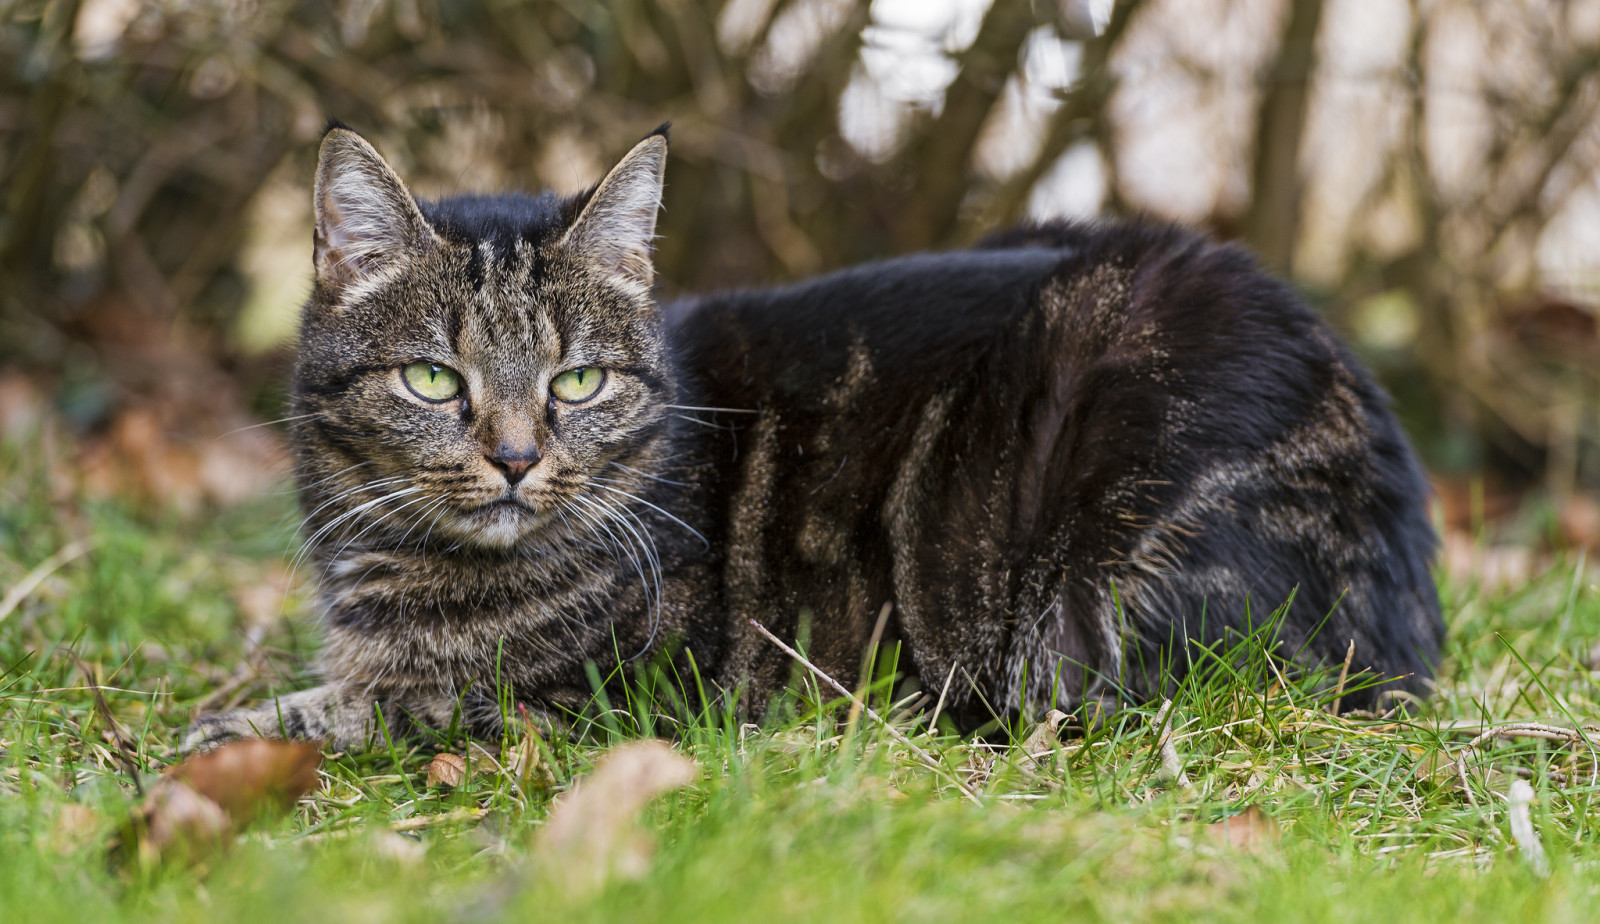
[186,130,1441,749]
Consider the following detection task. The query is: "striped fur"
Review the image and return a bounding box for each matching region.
[187,130,1441,750]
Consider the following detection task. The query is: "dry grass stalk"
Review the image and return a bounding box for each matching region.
[1329,638,1356,715]
[0,539,89,624]
[847,602,894,727]
[748,618,983,805]
[1152,699,1193,794]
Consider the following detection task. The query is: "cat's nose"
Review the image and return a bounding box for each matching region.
[488,444,541,484]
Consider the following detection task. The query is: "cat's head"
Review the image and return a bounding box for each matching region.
[291,125,673,551]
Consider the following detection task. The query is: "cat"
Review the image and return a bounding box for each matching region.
[184,124,1442,749]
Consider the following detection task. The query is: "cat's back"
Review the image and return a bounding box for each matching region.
[669,220,1350,449]
[669,245,1067,399]
[668,219,1440,718]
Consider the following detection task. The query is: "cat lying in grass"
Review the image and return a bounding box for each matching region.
[186,124,1441,749]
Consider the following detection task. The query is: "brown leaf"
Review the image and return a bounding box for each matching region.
[534,739,696,893]
[77,402,290,513]
[509,710,557,792]
[168,738,322,819]
[1204,805,1279,850]
[467,741,502,774]
[113,738,322,867]
[119,778,230,867]
[1413,748,1512,798]
[426,746,501,787]
[427,752,467,787]
[1021,709,1070,759]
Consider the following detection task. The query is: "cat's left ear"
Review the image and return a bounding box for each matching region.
[560,127,668,290]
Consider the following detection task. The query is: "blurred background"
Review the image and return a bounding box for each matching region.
[3,0,1600,578]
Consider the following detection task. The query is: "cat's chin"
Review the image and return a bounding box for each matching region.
[443,500,549,550]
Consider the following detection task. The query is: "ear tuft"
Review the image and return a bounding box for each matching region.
[313,129,434,291]
[560,133,668,289]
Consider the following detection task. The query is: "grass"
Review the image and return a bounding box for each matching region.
[4,435,1600,923]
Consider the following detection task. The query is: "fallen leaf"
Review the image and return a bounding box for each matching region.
[467,740,501,773]
[427,745,503,787]
[1021,709,1070,759]
[116,778,230,868]
[509,710,556,792]
[427,752,467,787]
[112,738,322,867]
[1204,805,1279,851]
[534,739,696,893]
[77,402,290,513]
[169,738,322,819]
[1412,748,1516,799]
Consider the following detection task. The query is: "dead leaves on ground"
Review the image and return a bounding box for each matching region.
[113,738,322,868]
[424,711,557,793]
[532,739,698,894]
[426,752,472,788]
[1203,805,1280,851]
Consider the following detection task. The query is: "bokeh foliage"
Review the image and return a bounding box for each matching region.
[3,0,1600,505]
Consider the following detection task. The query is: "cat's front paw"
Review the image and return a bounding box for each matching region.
[181,709,276,753]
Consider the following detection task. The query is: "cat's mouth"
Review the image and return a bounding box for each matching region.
[471,496,536,514]
[444,494,553,549]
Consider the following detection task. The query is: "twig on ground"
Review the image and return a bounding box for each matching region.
[1447,722,1600,803]
[69,652,145,787]
[748,619,982,805]
[1465,722,1600,749]
[1453,751,1480,808]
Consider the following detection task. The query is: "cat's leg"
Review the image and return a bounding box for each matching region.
[182,683,463,751]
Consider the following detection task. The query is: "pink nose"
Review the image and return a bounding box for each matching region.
[488,444,540,484]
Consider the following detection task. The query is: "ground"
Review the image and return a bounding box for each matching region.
[2,435,1598,923]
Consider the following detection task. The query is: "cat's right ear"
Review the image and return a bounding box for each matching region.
[313,128,436,292]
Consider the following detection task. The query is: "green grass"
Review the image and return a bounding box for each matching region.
[4,435,1600,923]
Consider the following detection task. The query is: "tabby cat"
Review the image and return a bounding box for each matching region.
[185,125,1442,749]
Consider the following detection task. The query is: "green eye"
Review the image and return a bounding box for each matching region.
[402,362,462,402]
[551,367,605,403]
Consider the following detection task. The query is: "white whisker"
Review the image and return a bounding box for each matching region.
[662,404,758,414]
[591,482,708,549]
